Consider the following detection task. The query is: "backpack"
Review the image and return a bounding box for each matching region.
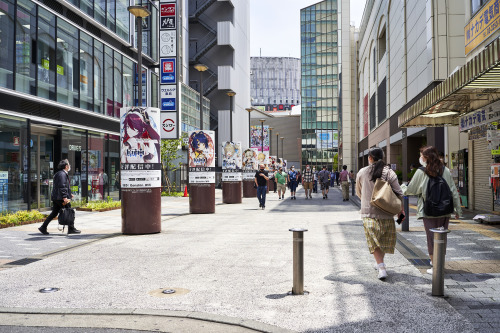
[419,167,454,217]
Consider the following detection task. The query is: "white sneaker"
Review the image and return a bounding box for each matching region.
[373,263,379,270]
[378,267,388,280]
[429,260,433,267]
[427,268,433,275]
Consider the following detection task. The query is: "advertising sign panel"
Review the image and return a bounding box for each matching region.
[222,142,242,182]
[242,148,258,180]
[160,16,176,29]
[160,3,175,16]
[465,0,500,54]
[120,107,162,188]
[250,125,269,151]
[160,30,176,57]
[188,130,216,183]
[161,112,177,139]
[160,85,176,111]
[0,171,8,211]
[160,58,176,84]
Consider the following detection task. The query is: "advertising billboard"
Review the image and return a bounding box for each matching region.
[188,130,216,183]
[222,141,242,182]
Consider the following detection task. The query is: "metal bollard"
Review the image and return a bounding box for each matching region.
[402,196,410,231]
[289,228,308,295]
[430,227,450,297]
[351,180,355,197]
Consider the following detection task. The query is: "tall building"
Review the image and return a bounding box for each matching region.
[187,0,251,158]
[300,0,355,171]
[250,57,301,112]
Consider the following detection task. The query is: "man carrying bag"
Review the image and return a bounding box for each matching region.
[38,159,81,235]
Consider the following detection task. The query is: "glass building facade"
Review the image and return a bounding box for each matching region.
[300,0,340,170]
[181,83,210,133]
[0,0,159,213]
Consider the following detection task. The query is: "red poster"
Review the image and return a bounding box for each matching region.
[160,4,175,16]
[363,94,369,138]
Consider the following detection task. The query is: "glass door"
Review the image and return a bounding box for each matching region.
[30,126,56,210]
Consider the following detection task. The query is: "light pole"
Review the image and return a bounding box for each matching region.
[194,63,208,130]
[128,5,151,106]
[268,127,274,156]
[276,132,279,164]
[259,119,265,153]
[280,137,284,162]
[226,90,236,141]
[245,108,252,146]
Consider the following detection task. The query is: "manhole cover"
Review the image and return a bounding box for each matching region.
[162,289,176,294]
[149,287,190,297]
[39,287,59,293]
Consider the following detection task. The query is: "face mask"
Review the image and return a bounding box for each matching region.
[419,157,427,167]
[68,167,71,172]
[307,167,310,170]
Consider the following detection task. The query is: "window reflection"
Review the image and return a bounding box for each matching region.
[37,8,56,101]
[56,20,79,106]
[15,0,36,94]
[0,0,14,89]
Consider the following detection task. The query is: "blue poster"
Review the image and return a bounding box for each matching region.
[160,58,176,84]
[0,171,8,212]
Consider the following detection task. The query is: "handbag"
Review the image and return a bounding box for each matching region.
[370,168,401,215]
[58,203,75,228]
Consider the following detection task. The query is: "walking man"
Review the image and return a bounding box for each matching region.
[275,166,287,200]
[255,164,269,209]
[287,166,298,200]
[340,165,350,201]
[302,165,313,199]
[318,165,330,199]
[312,167,318,193]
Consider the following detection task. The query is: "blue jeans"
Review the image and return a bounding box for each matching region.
[257,186,267,207]
[289,180,297,192]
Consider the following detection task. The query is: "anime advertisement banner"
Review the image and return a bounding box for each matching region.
[188,130,215,184]
[242,148,258,180]
[269,156,277,171]
[222,141,242,182]
[120,107,162,188]
[250,125,269,151]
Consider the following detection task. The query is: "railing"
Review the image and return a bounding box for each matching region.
[189,31,217,61]
[188,0,217,18]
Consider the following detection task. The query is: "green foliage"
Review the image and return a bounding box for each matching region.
[161,191,184,197]
[161,137,183,193]
[0,210,45,226]
[81,198,121,210]
[332,154,339,171]
[395,170,403,183]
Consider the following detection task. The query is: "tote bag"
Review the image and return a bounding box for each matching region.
[370,169,401,215]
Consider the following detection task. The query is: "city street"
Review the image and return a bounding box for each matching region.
[0,186,498,332]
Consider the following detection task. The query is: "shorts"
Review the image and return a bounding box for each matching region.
[277,183,286,192]
[362,217,396,254]
[303,182,313,190]
[289,180,298,192]
[321,182,329,190]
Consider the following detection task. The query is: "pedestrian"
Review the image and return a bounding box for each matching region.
[330,169,335,187]
[318,165,330,199]
[335,170,340,186]
[287,166,298,200]
[312,167,318,193]
[350,170,356,192]
[403,146,462,274]
[255,163,269,210]
[275,166,287,200]
[38,159,81,235]
[356,147,403,280]
[302,165,313,199]
[340,165,350,201]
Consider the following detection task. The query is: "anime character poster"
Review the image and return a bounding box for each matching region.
[188,130,216,184]
[242,148,258,180]
[269,156,277,172]
[120,107,162,188]
[256,150,269,168]
[250,125,270,151]
[222,141,242,182]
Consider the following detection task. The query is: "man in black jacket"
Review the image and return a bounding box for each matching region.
[38,159,81,235]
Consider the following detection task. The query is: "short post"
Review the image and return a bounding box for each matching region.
[430,227,450,297]
[289,228,308,295]
[402,196,409,231]
[351,180,355,197]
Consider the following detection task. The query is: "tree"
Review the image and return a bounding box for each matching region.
[332,153,339,171]
[160,138,183,193]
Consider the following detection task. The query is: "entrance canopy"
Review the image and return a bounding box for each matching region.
[398,37,500,128]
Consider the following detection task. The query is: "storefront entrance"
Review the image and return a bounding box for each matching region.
[30,125,56,211]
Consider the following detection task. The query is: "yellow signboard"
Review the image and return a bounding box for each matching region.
[465,0,500,55]
[492,149,500,155]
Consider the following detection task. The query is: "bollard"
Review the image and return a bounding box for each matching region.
[289,228,308,295]
[402,196,409,231]
[430,227,450,297]
[351,180,355,197]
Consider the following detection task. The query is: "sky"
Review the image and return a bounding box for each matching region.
[250,0,367,58]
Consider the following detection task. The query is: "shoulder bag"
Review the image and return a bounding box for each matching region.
[370,167,401,215]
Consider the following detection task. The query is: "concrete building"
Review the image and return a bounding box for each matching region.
[357,0,466,185]
[250,57,301,112]
[188,0,251,158]
[398,0,500,213]
[300,0,356,172]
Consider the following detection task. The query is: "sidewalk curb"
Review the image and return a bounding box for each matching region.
[0,307,294,333]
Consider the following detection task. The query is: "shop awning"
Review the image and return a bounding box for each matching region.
[398,36,500,128]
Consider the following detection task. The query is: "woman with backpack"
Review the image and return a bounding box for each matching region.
[403,146,462,274]
[356,147,404,280]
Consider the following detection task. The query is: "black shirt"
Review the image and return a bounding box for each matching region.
[255,170,269,186]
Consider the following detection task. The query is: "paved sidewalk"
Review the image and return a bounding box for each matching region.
[0,187,473,332]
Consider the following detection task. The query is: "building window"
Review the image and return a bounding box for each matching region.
[471,0,488,15]
[372,47,376,81]
[113,51,122,117]
[369,93,376,130]
[378,27,386,61]
[80,32,94,111]
[104,45,114,117]
[37,8,56,101]
[15,0,36,94]
[377,78,386,124]
[56,20,79,107]
[0,0,14,90]
[123,57,133,107]
[94,40,104,114]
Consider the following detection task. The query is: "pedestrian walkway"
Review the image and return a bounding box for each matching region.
[0,187,476,332]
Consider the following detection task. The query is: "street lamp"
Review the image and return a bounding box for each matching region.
[194,63,208,130]
[276,132,279,163]
[226,90,236,141]
[280,137,284,162]
[268,127,274,156]
[245,108,253,147]
[128,5,151,106]
[259,119,265,153]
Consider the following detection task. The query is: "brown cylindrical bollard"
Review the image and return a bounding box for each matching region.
[431,228,450,297]
[222,181,242,204]
[289,228,308,295]
[122,188,161,234]
[243,180,257,198]
[189,183,215,214]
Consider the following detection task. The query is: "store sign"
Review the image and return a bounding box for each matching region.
[160,3,175,16]
[160,16,176,29]
[120,107,162,188]
[465,0,500,55]
[460,100,500,131]
[12,136,19,146]
[160,58,176,84]
[222,142,242,182]
[0,171,8,210]
[161,112,177,139]
[160,85,176,111]
[188,130,216,184]
[160,30,176,57]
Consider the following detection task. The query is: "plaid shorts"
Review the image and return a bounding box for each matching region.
[362,217,396,254]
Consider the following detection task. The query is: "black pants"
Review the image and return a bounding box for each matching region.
[41,200,73,229]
